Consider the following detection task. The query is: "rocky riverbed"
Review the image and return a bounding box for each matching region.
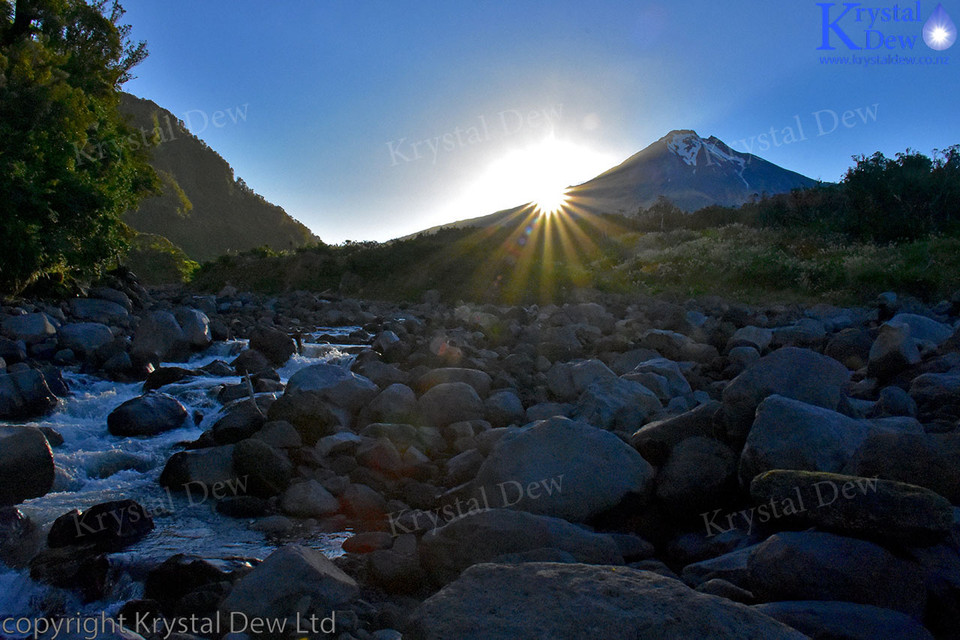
[1,272,959,639]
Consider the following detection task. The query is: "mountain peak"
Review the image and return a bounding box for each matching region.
[659,130,745,172]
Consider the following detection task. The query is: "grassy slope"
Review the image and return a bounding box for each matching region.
[190,208,960,305]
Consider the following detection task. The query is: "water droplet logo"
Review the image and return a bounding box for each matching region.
[923,4,957,50]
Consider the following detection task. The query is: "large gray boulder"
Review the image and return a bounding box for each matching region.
[0,369,58,420]
[107,392,189,437]
[419,508,623,584]
[174,308,211,350]
[484,389,525,428]
[279,480,339,518]
[219,544,357,622]
[2,313,58,343]
[739,395,875,485]
[546,359,617,402]
[131,311,188,363]
[752,601,933,640]
[417,382,484,427]
[415,368,492,397]
[0,426,55,506]
[57,323,113,358]
[363,383,417,425]
[721,347,850,441]
[573,377,662,431]
[750,469,954,545]
[248,326,295,366]
[624,357,693,397]
[657,437,738,514]
[472,416,655,522]
[747,531,927,618]
[158,445,238,497]
[69,298,128,323]
[890,312,954,346]
[909,372,960,423]
[847,432,960,503]
[868,321,921,379]
[630,400,721,466]
[284,363,378,414]
[407,562,807,640]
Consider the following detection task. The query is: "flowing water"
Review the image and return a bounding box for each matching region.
[0,330,363,630]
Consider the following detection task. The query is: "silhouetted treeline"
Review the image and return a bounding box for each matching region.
[636,146,960,242]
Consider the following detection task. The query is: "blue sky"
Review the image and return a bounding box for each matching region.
[121,0,960,243]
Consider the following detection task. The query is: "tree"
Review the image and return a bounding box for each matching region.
[0,0,158,294]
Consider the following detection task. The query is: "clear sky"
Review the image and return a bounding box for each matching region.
[121,0,960,243]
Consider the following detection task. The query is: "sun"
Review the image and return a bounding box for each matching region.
[434,136,618,226]
[534,186,569,216]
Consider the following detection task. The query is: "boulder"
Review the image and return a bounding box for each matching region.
[868,321,921,379]
[69,298,128,323]
[144,554,229,613]
[251,421,302,449]
[219,545,358,621]
[630,400,721,466]
[656,437,738,515]
[364,383,417,425]
[249,327,296,366]
[739,395,874,486]
[417,382,484,427]
[232,438,293,498]
[752,601,934,640]
[721,347,851,442]
[174,308,212,349]
[624,357,693,397]
[847,432,960,503]
[0,338,26,364]
[728,326,773,352]
[158,445,239,495]
[131,311,188,364]
[750,470,954,545]
[0,369,58,420]
[415,368,492,397]
[230,348,272,375]
[747,531,927,618]
[2,313,57,343]
[641,329,719,363]
[266,391,340,444]
[48,500,153,551]
[546,359,617,402]
[284,363,378,414]
[890,312,954,346]
[340,483,388,521]
[279,480,339,518]
[472,416,655,522]
[419,509,623,585]
[484,389,524,428]
[407,562,807,640]
[825,327,874,370]
[107,392,189,437]
[909,372,960,424]
[0,426,55,506]
[211,399,266,444]
[142,366,196,391]
[573,377,662,431]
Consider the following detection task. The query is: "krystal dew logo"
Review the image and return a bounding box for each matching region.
[817,2,957,51]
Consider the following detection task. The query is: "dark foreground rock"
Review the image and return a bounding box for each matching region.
[471,416,654,522]
[107,392,189,437]
[418,508,623,585]
[752,601,934,640]
[219,544,358,622]
[406,562,807,639]
[0,426,55,505]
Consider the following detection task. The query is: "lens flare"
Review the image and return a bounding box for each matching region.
[923,4,957,51]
